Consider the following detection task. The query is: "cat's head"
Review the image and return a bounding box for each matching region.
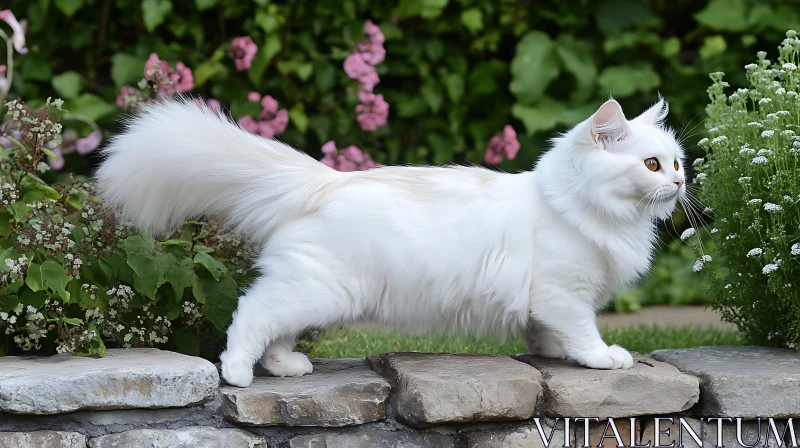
[548,96,686,222]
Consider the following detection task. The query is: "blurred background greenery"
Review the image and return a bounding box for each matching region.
[6,0,796,312]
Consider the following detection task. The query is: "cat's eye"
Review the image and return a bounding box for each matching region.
[674,160,679,171]
[644,158,660,172]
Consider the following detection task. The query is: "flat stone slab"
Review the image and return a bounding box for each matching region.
[89,427,265,448]
[465,423,566,448]
[0,431,87,448]
[651,346,800,418]
[515,354,699,418]
[368,353,541,427]
[220,358,390,427]
[0,348,218,415]
[289,430,455,448]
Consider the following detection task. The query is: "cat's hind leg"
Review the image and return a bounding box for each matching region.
[259,336,313,377]
[523,320,566,359]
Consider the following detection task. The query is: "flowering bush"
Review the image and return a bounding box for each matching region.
[694,31,800,350]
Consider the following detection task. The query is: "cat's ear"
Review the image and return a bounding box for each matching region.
[633,95,669,126]
[590,99,630,147]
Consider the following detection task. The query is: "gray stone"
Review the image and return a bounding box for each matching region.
[0,431,87,448]
[220,358,390,427]
[515,354,699,418]
[465,422,566,448]
[651,346,800,418]
[368,353,541,427]
[289,430,455,448]
[0,349,218,415]
[88,427,265,448]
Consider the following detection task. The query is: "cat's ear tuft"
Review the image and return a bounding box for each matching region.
[633,94,669,126]
[591,99,630,147]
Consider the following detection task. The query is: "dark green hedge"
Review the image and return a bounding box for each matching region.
[8,0,800,173]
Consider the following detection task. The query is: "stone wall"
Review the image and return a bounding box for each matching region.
[0,346,798,447]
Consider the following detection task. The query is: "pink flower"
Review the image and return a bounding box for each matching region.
[248,91,261,102]
[344,54,374,80]
[47,147,64,170]
[355,91,389,131]
[116,86,144,109]
[0,10,27,54]
[229,36,258,71]
[171,62,194,93]
[0,65,5,75]
[364,20,385,45]
[318,141,378,171]
[257,108,288,138]
[258,95,279,120]
[321,141,337,155]
[144,53,169,75]
[193,98,222,114]
[238,115,259,134]
[357,41,386,66]
[484,125,521,165]
[75,130,102,155]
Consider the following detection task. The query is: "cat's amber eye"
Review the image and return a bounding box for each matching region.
[674,160,680,171]
[644,157,660,172]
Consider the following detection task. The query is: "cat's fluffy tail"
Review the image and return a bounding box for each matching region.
[95,98,337,242]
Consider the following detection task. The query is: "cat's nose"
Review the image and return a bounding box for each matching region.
[674,181,683,188]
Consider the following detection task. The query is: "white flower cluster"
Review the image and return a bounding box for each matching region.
[680,228,697,241]
[747,248,763,257]
[693,255,712,272]
[0,182,19,206]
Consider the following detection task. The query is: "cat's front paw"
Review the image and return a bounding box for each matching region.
[577,345,633,370]
[220,352,254,387]
[262,351,314,377]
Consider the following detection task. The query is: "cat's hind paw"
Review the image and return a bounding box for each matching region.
[577,345,633,370]
[262,351,314,377]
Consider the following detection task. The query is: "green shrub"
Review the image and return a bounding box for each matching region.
[696,30,800,350]
[0,97,255,357]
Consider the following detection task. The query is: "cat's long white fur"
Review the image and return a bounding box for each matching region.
[96,97,686,387]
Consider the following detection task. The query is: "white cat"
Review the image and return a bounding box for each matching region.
[96,96,686,387]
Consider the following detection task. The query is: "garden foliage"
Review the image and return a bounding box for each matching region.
[696,31,800,349]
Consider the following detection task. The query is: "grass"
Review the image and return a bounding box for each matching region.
[306,325,743,358]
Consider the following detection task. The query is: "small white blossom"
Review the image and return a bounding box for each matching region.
[711,136,728,145]
[692,255,712,272]
[748,198,763,205]
[751,156,769,165]
[738,176,752,183]
[761,130,775,137]
[697,138,709,147]
[747,248,763,257]
[759,98,772,104]
[711,228,719,233]
[680,228,697,241]
[757,149,773,156]
[763,263,779,274]
[791,243,800,256]
[739,148,756,156]
[783,62,797,70]
[764,202,782,212]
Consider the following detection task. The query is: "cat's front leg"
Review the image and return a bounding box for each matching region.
[530,289,633,370]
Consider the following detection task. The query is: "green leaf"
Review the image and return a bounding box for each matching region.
[440,72,464,103]
[555,36,597,102]
[393,0,449,19]
[41,261,71,299]
[23,183,62,202]
[597,63,660,98]
[141,0,173,32]
[509,31,560,105]
[289,103,309,133]
[20,288,47,309]
[512,102,564,136]
[25,262,43,292]
[421,80,444,113]
[124,235,170,299]
[194,273,238,332]
[55,0,85,17]
[193,252,227,281]
[0,210,12,237]
[699,35,727,60]
[248,35,282,87]
[192,60,224,87]
[295,63,313,81]
[461,8,484,34]
[596,0,660,34]
[694,0,748,31]
[167,257,195,301]
[172,328,200,356]
[255,10,280,33]
[52,71,85,100]
[62,317,83,326]
[194,0,217,10]
[68,94,118,121]
[111,53,145,87]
